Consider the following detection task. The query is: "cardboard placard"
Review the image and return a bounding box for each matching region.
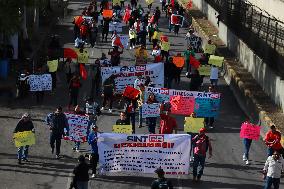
[112,125,133,134]
[14,131,36,147]
[208,55,224,67]
[240,122,261,140]
[184,117,204,133]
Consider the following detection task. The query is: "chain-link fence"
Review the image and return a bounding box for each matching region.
[205,0,284,77]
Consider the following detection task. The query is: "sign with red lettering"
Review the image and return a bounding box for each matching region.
[240,122,261,140]
[123,86,140,100]
[65,113,89,142]
[170,95,195,115]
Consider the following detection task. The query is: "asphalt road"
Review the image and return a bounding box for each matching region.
[0,0,283,189]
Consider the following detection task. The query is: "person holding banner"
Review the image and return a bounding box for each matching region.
[204,85,216,129]
[192,128,212,182]
[146,93,158,134]
[14,113,35,164]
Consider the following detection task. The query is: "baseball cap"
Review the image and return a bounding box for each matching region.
[199,128,206,133]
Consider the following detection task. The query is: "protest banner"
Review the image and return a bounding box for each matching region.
[47,60,58,72]
[103,9,113,18]
[170,95,195,115]
[77,50,89,64]
[173,56,185,68]
[123,86,140,100]
[119,35,129,49]
[98,133,191,174]
[187,35,202,51]
[145,87,170,102]
[170,14,184,26]
[109,22,123,32]
[204,44,216,55]
[99,59,112,67]
[240,122,261,140]
[101,63,164,94]
[142,103,160,118]
[14,131,36,147]
[208,55,224,67]
[112,125,132,134]
[198,65,211,76]
[194,97,221,117]
[29,74,52,91]
[65,113,89,142]
[184,117,204,133]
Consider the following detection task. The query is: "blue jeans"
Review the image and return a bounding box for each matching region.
[147,117,157,134]
[76,181,88,189]
[127,113,136,134]
[264,177,280,189]
[193,154,206,178]
[243,138,252,159]
[268,147,274,157]
[17,145,29,160]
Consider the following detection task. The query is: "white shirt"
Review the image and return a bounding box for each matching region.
[263,156,284,178]
[210,67,219,80]
[134,78,143,89]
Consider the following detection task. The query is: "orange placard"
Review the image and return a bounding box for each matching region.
[103,9,113,18]
[173,56,185,68]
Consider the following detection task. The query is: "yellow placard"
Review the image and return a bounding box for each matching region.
[198,65,211,76]
[208,55,224,67]
[78,51,89,64]
[153,31,163,40]
[112,125,133,134]
[146,0,154,5]
[204,44,216,55]
[14,131,36,147]
[112,0,120,5]
[47,60,58,72]
[184,117,204,133]
[161,42,170,51]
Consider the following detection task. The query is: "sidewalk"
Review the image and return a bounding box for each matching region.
[178,0,284,145]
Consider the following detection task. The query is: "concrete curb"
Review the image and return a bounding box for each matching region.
[178,1,284,146]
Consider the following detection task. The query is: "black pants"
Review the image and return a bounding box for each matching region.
[49,72,57,90]
[90,153,99,174]
[152,39,158,48]
[205,117,215,127]
[120,1,124,7]
[69,90,79,106]
[66,73,73,84]
[161,50,169,61]
[50,133,61,155]
[130,38,136,47]
[102,30,109,42]
[102,94,113,109]
[35,91,44,103]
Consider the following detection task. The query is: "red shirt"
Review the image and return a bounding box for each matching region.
[265,130,283,150]
[159,114,177,134]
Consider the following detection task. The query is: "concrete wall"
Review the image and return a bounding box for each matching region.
[246,0,284,22]
[192,0,284,113]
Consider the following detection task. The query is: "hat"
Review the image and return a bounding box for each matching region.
[155,167,165,175]
[199,128,206,133]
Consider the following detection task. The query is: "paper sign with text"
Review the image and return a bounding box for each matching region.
[208,55,224,67]
[98,133,191,174]
[194,97,221,117]
[65,113,89,142]
[14,131,36,147]
[240,122,260,140]
[109,22,123,32]
[112,125,133,134]
[184,117,204,133]
[198,65,211,76]
[29,74,52,91]
[170,96,195,115]
[204,44,216,55]
[142,103,160,118]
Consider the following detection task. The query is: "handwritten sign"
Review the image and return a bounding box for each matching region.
[14,131,35,147]
[77,51,89,64]
[198,65,211,76]
[47,60,58,72]
[142,103,160,118]
[204,44,216,55]
[173,56,185,68]
[187,35,202,51]
[29,74,52,91]
[123,86,140,100]
[109,22,123,32]
[170,95,195,115]
[103,9,113,18]
[98,133,191,174]
[194,97,220,117]
[171,14,184,26]
[208,55,224,67]
[184,117,204,133]
[240,122,261,140]
[65,113,89,142]
[112,125,132,134]
[161,42,170,51]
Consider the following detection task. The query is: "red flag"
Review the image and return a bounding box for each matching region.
[79,64,87,80]
[113,36,124,49]
[189,55,200,69]
[64,48,78,59]
[123,9,131,23]
[123,86,140,100]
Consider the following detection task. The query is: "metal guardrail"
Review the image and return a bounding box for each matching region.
[205,0,284,77]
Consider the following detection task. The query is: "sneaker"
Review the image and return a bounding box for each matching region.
[72,147,76,151]
[91,174,96,178]
[242,154,247,161]
[17,159,22,164]
[101,107,104,111]
[55,155,60,159]
[192,176,197,182]
[108,109,112,113]
[22,158,29,162]
[75,148,80,153]
[190,157,194,162]
[245,160,250,165]
[138,125,142,128]
[209,126,214,129]
[129,47,132,50]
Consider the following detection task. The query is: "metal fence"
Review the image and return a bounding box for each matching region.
[205,0,284,77]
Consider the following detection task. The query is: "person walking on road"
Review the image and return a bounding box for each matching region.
[151,167,173,189]
[192,128,212,182]
[68,75,82,110]
[159,105,177,134]
[70,155,89,189]
[263,151,284,189]
[116,112,130,125]
[264,125,284,157]
[46,106,69,159]
[14,113,35,164]
[88,125,99,178]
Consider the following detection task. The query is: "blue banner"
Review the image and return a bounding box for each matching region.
[194,98,221,118]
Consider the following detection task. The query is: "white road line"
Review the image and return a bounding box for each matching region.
[66,172,73,189]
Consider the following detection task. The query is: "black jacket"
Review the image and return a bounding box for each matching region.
[73,162,89,182]
[46,112,69,136]
[14,119,34,133]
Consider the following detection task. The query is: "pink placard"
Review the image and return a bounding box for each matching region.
[240,122,261,140]
[170,95,195,115]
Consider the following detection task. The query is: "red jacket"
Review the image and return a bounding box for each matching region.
[265,130,283,150]
[159,114,177,134]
